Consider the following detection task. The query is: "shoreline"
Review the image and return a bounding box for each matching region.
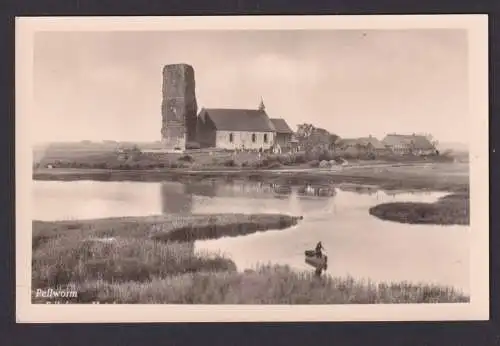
[33,163,469,193]
[32,213,469,304]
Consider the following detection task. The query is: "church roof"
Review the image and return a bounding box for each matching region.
[199,108,276,132]
[269,118,294,134]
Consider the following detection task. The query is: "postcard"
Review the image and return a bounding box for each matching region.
[16,14,489,322]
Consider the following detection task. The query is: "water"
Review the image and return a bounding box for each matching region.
[32,180,469,292]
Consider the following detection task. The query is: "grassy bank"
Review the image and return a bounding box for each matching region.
[32,215,469,304]
[369,192,470,225]
[34,148,457,172]
[33,213,302,250]
[34,264,469,304]
[33,161,469,193]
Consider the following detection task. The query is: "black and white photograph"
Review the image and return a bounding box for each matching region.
[16,15,489,322]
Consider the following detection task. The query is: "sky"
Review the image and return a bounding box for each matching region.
[32,29,469,144]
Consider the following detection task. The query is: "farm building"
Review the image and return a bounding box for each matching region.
[336,136,387,155]
[382,134,437,155]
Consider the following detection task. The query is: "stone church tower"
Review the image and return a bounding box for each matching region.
[161,64,198,149]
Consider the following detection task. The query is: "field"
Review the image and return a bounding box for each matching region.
[33,141,464,171]
[32,214,469,304]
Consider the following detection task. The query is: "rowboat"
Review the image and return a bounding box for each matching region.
[304,250,328,270]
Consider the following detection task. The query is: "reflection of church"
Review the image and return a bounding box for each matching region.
[160,182,193,214]
[184,181,217,198]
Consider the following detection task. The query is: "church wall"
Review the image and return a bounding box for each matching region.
[215,130,275,150]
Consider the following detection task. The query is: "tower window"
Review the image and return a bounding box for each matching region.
[252,133,256,143]
[264,134,268,143]
[229,133,234,143]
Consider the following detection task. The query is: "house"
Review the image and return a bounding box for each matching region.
[270,118,294,147]
[336,136,386,155]
[382,134,436,155]
[270,118,298,153]
[196,108,277,150]
[357,136,387,153]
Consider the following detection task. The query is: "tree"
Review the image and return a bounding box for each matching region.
[295,123,339,152]
[424,133,439,148]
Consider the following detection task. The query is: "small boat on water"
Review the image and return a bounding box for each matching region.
[304,250,328,271]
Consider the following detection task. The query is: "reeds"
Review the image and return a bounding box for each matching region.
[32,235,236,290]
[32,213,469,304]
[33,213,301,250]
[36,264,469,304]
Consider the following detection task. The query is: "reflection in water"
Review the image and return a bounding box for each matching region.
[297,184,336,197]
[160,182,193,214]
[184,181,217,198]
[338,184,379,196]
[33,180,469,292]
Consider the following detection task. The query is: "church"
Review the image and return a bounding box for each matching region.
[196,99,293,151]
[161,63,294,151]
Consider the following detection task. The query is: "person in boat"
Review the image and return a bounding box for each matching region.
[315,241,324,258]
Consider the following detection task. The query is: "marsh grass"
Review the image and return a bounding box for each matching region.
[39,264,469,304]
[32,213,301,250]
[32,235,236,289]
[369,192,469,225]
[32,213,469,304]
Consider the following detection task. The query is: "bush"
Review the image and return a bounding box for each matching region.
[290,152,306,164]
[178,155,193,163]
[318,150,335,162]
[223,159,236,167]
[309,160,320,168]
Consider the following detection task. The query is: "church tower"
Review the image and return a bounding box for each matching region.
[161,64,198,149]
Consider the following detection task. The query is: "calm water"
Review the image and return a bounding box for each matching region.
[33,180,470,292]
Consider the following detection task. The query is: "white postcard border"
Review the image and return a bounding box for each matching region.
[16,14,489,323]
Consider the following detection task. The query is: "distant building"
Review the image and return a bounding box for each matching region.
[382,134,436,155]
[336,136,387,154]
